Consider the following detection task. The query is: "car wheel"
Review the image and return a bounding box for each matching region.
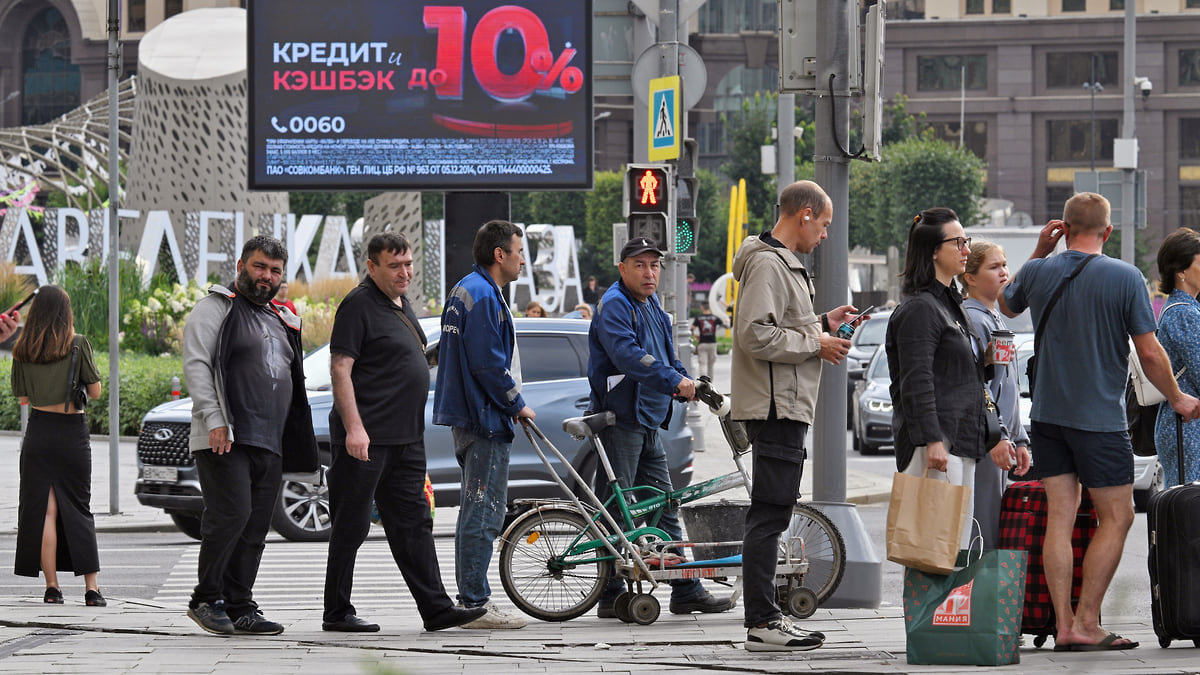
[271,465,332,542]
[170,513,203,541]
[851,432,861,452]
[1134,463,1164,513]
[860,441,877,456]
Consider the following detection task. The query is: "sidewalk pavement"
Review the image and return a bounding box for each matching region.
[2,431,1194,673]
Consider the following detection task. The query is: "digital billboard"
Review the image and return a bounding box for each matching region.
[248,1,593,191]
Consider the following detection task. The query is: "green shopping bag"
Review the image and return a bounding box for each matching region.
[903,549,1027,665]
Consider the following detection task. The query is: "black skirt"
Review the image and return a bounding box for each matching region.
[14,409,100,577]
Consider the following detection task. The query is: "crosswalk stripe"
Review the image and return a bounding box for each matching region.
[156,538,505,612]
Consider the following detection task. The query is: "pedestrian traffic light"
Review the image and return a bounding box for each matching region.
[625,164,672,217]
[675,217,698,255]
[627,213,669,252]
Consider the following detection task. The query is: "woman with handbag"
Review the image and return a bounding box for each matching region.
[10,285,105,606]
[885,208,1008,551]
[1153,228,1200,486]
[961,241,1032,549]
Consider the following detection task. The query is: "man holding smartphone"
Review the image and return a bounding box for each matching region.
[730,180,860,652]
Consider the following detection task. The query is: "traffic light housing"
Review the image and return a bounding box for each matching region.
[675,217,698,256]
[624,164,674,251]
[626,164,671,217]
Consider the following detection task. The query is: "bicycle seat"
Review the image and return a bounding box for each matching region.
[562,411,616,439]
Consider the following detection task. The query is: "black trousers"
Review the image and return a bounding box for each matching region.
[191,444,281,619]
[741,418,808,628]
[323,441,454,623]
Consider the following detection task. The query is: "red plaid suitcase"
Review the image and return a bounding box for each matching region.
[998,480,1098,648]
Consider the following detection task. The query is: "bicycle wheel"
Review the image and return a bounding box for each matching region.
[781,503,846,605]
[499,507,612,622]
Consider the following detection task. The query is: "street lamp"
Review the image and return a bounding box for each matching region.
[1082,54,1104,173]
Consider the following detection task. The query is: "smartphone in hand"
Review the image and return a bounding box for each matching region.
[6,290,36,318]
[834,305,876,339]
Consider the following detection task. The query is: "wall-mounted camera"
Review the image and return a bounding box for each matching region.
[1135,77,1153,100]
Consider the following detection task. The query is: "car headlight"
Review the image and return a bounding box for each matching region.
[867,400,893,412]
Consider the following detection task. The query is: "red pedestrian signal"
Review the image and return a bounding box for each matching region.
[626,164,670,217]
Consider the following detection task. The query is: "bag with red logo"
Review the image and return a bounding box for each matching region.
[903,548,1028,665]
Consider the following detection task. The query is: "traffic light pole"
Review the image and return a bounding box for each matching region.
[808,0,882,609]
[656,0,693,373]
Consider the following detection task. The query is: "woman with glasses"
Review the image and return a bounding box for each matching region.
[885,208,999,551]
[10,285,105,606]
[960,241,1031,549]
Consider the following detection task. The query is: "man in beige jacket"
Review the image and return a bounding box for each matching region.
[731,180,861,652]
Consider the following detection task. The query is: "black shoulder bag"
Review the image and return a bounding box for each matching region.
[1026,254,1098,396]
[64,340,88,412]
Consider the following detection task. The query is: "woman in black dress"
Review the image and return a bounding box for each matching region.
[11,285,105,605]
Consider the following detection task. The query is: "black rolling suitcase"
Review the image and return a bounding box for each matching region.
[1145,412,1200,648]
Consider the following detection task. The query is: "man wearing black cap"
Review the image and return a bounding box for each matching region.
[586,237,733,618]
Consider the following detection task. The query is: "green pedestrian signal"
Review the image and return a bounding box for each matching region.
[675,217,698,255]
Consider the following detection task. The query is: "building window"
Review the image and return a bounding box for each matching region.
[993,0,1011,12]
[1189,0,1200,8]
[1181,49,1200,87]
[1182,187,1200,231]
[1047,52,1118,89]
[129,0,146,32]
[699,0,774,34]
[1062,0,1086,11]
[1046,119,1118,163]
[1183,119,1200,159]
[917,55,987,91]
[166,0,184,19]
[1046,186,1075,220]
[926,121,988,160]
[1110,0,1124,10]
[697,121,726,156]
[966,0,984,14]
[21,7,81,125]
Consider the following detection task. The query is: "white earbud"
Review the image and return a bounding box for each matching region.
[804,216,810,221]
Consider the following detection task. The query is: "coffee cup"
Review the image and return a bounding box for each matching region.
[987,329,1015,366]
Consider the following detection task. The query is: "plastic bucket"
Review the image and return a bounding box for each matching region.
[679,499,749,560]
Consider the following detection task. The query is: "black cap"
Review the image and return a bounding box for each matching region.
[620,237,663,260]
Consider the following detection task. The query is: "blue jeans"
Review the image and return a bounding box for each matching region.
[452,428,511,608]
[595,424,704,602]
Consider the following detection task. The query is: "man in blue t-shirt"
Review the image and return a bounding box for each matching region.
[587,237,733,619]
[1002,192,1200,652]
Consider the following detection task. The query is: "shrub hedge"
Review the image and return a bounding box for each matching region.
[0,352,186,437]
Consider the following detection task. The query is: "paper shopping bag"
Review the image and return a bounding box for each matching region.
[904,549,1028,665]
[886,470,971,575]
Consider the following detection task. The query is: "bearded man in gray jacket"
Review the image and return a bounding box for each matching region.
[182,235,318,636]
[730,180,860,652]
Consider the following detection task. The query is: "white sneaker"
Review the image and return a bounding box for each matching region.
[745,617,824,652]
[458,601,528,629]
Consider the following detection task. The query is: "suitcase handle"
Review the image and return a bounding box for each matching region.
[1176,412,1184,486]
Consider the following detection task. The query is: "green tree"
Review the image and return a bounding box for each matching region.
[719,92,777,230]
[583,171,624,282]
[848,136,986,253]
[689,168,734,284]
[1102,227,1154,276]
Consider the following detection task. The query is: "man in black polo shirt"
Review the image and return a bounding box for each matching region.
[321,232,485,633]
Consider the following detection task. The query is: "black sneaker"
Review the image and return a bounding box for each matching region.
[669,591,734,615]
[232,611,285,635]
[188,602,234,636]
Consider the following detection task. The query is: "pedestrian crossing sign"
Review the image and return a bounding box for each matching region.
[648,76,681,161]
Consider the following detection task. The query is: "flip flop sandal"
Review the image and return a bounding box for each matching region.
[1054,632,1139,652]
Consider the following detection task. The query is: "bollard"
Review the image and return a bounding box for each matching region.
[171,376,181,400]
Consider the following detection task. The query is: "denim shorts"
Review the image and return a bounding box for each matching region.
[1029,421,1134,488]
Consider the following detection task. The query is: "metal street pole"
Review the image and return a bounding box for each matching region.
[1120,3,1136,264]
[812,0,850,504]
[656,0,691,371]
[105,0,120,514]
